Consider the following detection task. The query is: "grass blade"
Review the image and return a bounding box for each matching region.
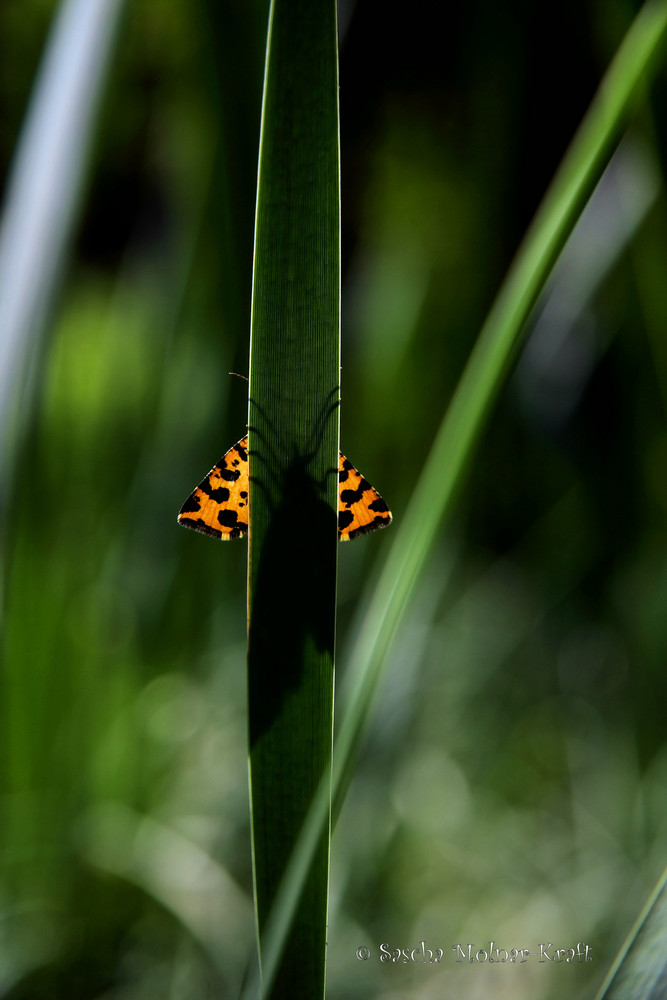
[246,1,340,997]
[595,867,667,999]
[0,0,125,478]
[336,0,667,789]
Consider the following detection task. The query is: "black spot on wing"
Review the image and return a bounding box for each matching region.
[340,479,371,507]
[369,496,390,513]
[235,442,248,462]
[179,493,201,515]
[218,509,242,529]
[338,510,354,532]
[339,459,353,483]
[200,482,231,502]
[218,467,241,483]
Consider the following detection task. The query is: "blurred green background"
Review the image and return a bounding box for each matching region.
[2,0,667,997]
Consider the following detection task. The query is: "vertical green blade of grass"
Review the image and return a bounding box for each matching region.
[246,1,339,998]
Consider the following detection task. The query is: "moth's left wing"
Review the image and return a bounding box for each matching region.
[177,436,249,539]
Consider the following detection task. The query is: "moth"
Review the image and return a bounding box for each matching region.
[177,436,392,541]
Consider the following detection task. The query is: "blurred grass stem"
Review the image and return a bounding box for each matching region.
[0,0,125,484]
[337,0,667,774]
